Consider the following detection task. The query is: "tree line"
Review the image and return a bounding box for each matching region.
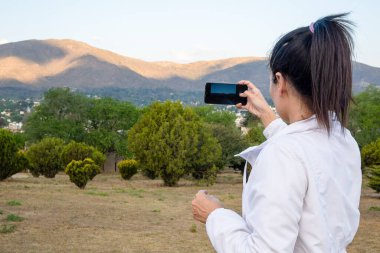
[1,85,379,190]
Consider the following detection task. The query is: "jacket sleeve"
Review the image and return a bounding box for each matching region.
[206,143,307,253]
[263,118,287,139]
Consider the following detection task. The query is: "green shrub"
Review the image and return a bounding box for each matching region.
[0,224,16,234]
[128,101,221,186]
[7,200,22,206]
[0,129,24,180]
[65,158,100,189]
[361,138,380,168]
[61,141,106,167]
[118,159,138,180]
[6,214,24,222]
[208,123,249,170]
[15,151,30,172]
[368,164,380,193]
[369,206,380,211]
[26,137,65,178]
[189,224,197,233]
[189,128,221,186]
[193,165,218,186]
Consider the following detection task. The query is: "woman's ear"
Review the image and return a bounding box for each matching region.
[275,72,288,97]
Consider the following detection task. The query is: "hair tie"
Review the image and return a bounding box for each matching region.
[309,22,315,33]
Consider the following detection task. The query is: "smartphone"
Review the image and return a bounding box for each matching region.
[204,82,248,105]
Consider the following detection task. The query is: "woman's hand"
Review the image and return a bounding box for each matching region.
[236,80,277,128]
[192,190,223,224]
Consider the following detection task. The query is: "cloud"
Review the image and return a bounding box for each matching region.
[0,38,9,45]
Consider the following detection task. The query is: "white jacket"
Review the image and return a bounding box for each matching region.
[206,114,362,253]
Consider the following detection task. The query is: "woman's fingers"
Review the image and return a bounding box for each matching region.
[236,103,248,110]
[238,80,256,90]
[236,102,249,110]
[195,189,208,199]
[239,91,248,97]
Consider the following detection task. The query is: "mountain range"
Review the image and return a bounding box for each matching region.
[0,39,379,103]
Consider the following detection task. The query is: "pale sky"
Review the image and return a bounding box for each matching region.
[1,0,379,67]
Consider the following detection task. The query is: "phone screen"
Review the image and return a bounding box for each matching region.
[204,82,247,105]
[210,83,236,94]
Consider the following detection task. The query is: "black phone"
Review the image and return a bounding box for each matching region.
[204,82,247,105]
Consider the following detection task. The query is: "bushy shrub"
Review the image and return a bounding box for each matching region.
[0,129,24,180]
[118,159,138,180]
[26,137,65,178]
[193,165,218,186]
[61,141,105,167]
[189,128,222,185]
[65,158,100,189]
[208,123,248,170]
[368,165,380,193]
[15,151,29,172]
[361,138,380,168]
[128,101,221,186]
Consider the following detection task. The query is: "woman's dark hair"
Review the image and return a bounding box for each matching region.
[269,13,354,134]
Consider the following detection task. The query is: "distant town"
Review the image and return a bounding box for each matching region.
[0,98,40,133]
[0,91,278,134]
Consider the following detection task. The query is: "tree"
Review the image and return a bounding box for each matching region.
[84,97,139,155]
[24,88,140,158]
[26,137,65,178]
[61,141,105,167]
[189,127,222,185]
[128,101,221,186]
[193,105,236,126]
[13,132,27,150]
[208,123,248,170]
[24,88,88,143]
[246,125,266,146]
[0,129,25,180]
[194,105,250,173]
[65,158,100,189]
[348,85,380,148]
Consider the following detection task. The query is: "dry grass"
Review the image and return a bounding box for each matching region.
[0,171,378,253]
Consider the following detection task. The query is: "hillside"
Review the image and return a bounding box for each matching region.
[0,39,379,102]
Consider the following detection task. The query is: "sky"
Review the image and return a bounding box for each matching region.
[0,0,379,67]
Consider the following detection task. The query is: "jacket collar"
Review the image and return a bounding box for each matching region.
[235,112,340,187]
[235,111,339,164]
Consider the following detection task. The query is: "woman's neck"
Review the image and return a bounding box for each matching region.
[286,98,314,124]
[288,111,314,124]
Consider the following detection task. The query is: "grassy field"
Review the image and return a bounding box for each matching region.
[0,170,379,253]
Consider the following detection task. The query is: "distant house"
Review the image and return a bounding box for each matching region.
[1,111,11,117]
[8,122,23,132]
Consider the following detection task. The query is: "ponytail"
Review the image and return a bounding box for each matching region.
[269,13,355,134]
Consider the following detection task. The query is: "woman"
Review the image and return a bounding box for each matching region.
[191,13,362,252]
